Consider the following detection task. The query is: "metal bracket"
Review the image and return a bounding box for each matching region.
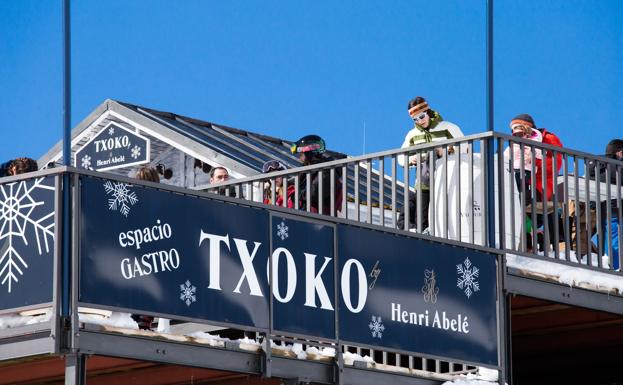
[335,348,344,385]
[58,315,72,354]
[261,335,272,378]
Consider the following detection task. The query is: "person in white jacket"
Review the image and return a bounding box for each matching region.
[397,96,464,231]
[503,121,543,200]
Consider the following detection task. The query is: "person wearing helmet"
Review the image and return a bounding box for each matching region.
[291,135,327,166]
[291,135,342,215]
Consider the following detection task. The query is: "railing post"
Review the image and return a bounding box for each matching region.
[61,0,73,334]
[486,0,496,250]
[486,136,497,248]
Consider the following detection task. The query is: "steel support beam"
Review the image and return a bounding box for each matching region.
[0,334,55,361]
[78,330,262,374]
[270,356,335,384]
[65,353,86,385]
[341,367,441,385]
[74,330,447,385]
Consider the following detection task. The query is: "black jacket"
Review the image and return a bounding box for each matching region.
[299,154,343,214]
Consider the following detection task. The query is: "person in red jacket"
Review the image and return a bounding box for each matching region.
[510,114,563,201]
[510,114,563,252]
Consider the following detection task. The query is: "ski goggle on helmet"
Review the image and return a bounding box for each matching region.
[290,135,326,155]
[262,160,286,173]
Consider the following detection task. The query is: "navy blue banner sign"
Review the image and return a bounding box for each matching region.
[0,176,56,311]
[75,122,149,171]
[270,215,336,340]
[80,176,270,329]
[79,176,499,366]
[337,225,499,365]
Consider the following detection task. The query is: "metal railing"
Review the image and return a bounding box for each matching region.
[202,131,623,273]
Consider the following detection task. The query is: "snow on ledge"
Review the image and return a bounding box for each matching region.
[506,253,623,295]
[0,308,52,330]
[264,340,335,361]
[442,367,501,385]
[79,312,138,329]
[442,380,501,385]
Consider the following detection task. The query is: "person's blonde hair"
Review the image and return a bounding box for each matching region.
[135,166,160,182]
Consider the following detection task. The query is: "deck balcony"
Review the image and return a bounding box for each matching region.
[0,130,621,385]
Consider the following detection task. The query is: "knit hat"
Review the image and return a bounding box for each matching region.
[510,114,536,129]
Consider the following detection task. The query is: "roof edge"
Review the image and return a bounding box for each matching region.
[38,99,113,167]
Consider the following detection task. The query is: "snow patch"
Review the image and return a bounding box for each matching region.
[507,253,623,294]
[236,336,261,352]
[79,312,138,329]
[442,367,501,385]
[0,308,52,329]
[342,351,375,366]
[306,346,336,361]
[187,330,226,343]
[442,380,499,385]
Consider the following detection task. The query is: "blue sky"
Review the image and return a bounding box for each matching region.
[1,1,622,162]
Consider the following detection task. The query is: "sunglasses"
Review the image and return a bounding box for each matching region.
[511,125,530,136]
[412,112,428,122]
[262,160,286,173]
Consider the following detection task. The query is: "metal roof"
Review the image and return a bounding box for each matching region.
[39,99,403,206]
[117,100,349,172]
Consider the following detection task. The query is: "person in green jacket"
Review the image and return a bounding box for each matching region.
[397,96,464,231]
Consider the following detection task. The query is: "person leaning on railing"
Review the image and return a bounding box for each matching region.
[507,115,564,203]
[505,121,543,197]
[509,114,563,253]
[505,118,544,250]
[396,96,464,231]
[290,135,343,215]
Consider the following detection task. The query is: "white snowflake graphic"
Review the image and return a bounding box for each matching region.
[130,145,141,159]
[81,155,92,169]
[103,181,138,217]
[108,126,115,135]
[0,178,55,293]
[180,280,197,307]
[369,315,385,339]
[457,257,480,298]
[276,220,288,241]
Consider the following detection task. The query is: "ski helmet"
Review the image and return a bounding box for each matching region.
[290,134,326,155]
